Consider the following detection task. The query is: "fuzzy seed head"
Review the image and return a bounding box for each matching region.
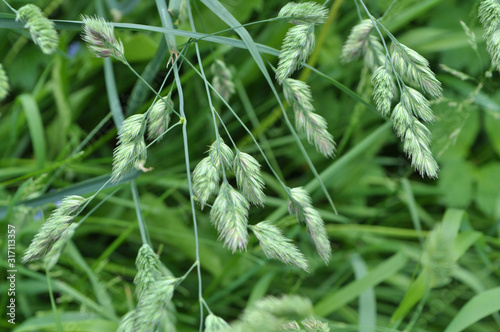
[234,150,266,206]
[252,221,309,271]
[341,19,374,63]
[209,139,234,172]
[16,4,59,54]
[210,182,249,253]
[211,60,235,101]
[193,157,219,208]
[205,314,230,332]
[0,63,9,102]
[391,43,442,98]
[81,15,125,62]
[134,244,162,300]
[401,86,434,122]
[120,114,145,143]
[276,24,316,84]
[133,277,177,332]
[278,2,329,25]
[288,187,331,264]
[147,96,173,141]
[112,114,147,182]
[422,223,456,287]
[23,195,86,263]
[283,78,336,157]
[372,65,394,116]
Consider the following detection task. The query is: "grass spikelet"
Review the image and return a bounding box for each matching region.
[211,59,235,101]
[134,244,162,300]
[16,4,59,55]
[252,221,309,271]
[209,138,234,172]
[23,195,86,263]
[278,1,328,25]
[276,24,316,84]
[0,63,10,102]
[371,65,394,116]
[422,223,456,287]
[288,187,331,264]
[283,78,336,157]
[112,114,147,182]
[117,310,135,332]
[205,313,230,331]
[391,100,438,178]
[193,157,219,208]
[391,43,442,98]
[133,277,177,332]
[233,150,265,206]
[479,0,500,71]
[340,19,374,63]
[147,96,173,141]
[210,182,249,253]
[81,15,125,62]
[400,86,434,122]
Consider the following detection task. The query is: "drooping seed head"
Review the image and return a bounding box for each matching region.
[278,1,329,25]
[16,4,59,54]
[81,15,125,62]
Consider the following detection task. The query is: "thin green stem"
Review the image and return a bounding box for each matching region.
[155,2,204,331]
[2,0,17,13]
[45,266,64,332]
[131,180,150,245]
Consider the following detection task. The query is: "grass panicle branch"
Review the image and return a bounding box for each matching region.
[233,150,266,206]
[283,316,330,331]
[288,187,331,264]
[251,221,309,271]
[278,1,328,25]
[23,195,86,263]
[81,15,125,62]
[16,4,59,54]
[210,182,249,253]
[112,114,147,182]
[0,63,10,102]
[282,78,336,157]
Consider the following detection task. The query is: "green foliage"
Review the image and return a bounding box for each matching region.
[1,0,500,331]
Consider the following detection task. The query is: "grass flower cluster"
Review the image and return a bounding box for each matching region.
[16,4,58,54]
[283,78,336,157]
[251,221,309,271]
[81,15,125,62]
[112,114,147,182]
[118,244,177,332]
[211,59,235,101]
[276,2,328,83]
[342,9,442,178]
[288,187,331,264]
[147,95,174,141]
[22,195,86,263]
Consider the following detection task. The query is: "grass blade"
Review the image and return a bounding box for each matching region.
[18,94,46,169]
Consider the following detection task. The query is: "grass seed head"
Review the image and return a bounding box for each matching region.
[81,15,125,62]
[278,1,329,25]
[17,4,59,54]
